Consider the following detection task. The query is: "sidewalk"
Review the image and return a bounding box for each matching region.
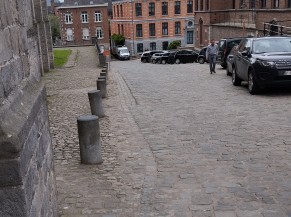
[45,46,154,217]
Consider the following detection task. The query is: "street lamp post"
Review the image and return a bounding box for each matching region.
[131,0,135,55]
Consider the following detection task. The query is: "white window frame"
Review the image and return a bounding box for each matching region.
[96,27,103,39]
[65,13,72,24]
[95,11,102,22]
[82,28,90,40]
[66,28,73,41]
[81,11,88,23]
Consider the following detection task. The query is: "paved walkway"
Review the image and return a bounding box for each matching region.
[45,47,152,217]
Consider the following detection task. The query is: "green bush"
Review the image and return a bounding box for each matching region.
[168,40,181,50]
[111,34,125,46]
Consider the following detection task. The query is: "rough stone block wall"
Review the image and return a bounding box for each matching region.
[0,0,57,216]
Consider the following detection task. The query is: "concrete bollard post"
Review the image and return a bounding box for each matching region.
[99,54,106,66]
[99,75,107,84]
[88,90,105,117]
[101,69,107,73]
[97,79,107,98]
[100,72,107,78]
[77,115,103,164]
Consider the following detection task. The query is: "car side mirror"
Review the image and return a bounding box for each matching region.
[241,50,251,57]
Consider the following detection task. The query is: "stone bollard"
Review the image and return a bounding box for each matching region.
[97,79,107,98]
[101,69,107,73]
[99,54,106,66]
[77,115,103,164]
[88,90,105,118]
[99,75,107,84]
[100,72,107,78]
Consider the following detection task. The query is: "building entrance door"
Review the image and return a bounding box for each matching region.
[162,41,168,50]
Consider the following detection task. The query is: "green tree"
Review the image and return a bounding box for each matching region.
[48,14,60,43]
[168,40,181,50]
[111,34,125,46]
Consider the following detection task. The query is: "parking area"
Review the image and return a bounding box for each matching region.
[111,58,291,217]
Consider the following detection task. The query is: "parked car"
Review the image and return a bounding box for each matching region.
[155,52,175,64]
[141,50,165,63]
[217,37,244,68]
[197,47,207,64]
[225,45,238,76]
[168,50,199,64]
[231,36,291,94]
[150,52,167,64]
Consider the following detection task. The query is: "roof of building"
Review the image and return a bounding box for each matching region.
[61,0,107,6]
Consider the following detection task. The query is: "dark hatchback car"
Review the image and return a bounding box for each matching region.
[140,50,165,63]
[232,36,291,94]
[217,37,244,68]
[168,50,199,64]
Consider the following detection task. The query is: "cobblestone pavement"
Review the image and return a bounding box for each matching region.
[45,46,291,217]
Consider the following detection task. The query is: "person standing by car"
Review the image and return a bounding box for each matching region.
[206,39,218,74]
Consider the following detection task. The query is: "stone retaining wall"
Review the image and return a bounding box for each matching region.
[0,0,57,216]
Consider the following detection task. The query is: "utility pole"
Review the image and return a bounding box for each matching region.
[131,0,135,55]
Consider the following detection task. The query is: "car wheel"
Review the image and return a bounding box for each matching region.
[157,60,161,64]
[232,67,241,86]
[152,59,156,64]
[175,59,181,64]
[162,60,166,64]
[142,59,147,63]
[248,70,260,95]
[198,57,205,64]
[226,65,231,76]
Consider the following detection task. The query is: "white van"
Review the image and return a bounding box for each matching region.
[116,46,130,60]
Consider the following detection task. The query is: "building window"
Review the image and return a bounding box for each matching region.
[288,0,291,8]
[95,11,102,22]
[150,42,156,51]
[136,24,143,37]
[82,28,90,40]
[260,0,266,8]
[117,5,119,17]
[96,27,103,39]
[65,13,72,24]
[121,24,124,35]
[175,22,181,35]
[149,23,155,36]
[249,0,256,8]
[137,43,143,52]
[81,11,88,23]
[195,0,198,11]
[135,3,142,16]
[120,5,123,16]
[273,0,279,8]
[162,22,168,35]
[187,0,193,13]
[118,24,120,34]
[66,28,73,41]
[162,2,168,15]
[200,0,203,10]
[175,1,181,14]
[149,2,155,16]
[206,0,209,10]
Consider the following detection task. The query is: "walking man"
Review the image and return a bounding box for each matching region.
[206,39,218,74]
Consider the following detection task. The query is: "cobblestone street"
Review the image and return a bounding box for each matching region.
[45,46,291,217]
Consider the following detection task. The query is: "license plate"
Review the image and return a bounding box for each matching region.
[284,71,291,75]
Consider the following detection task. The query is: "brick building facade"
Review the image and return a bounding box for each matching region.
[194,0,291,47]
[111,0,195,54]
[56,0,110,48]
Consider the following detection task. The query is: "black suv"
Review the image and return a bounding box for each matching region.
[232,36,291,94]
[217,37,244,68]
